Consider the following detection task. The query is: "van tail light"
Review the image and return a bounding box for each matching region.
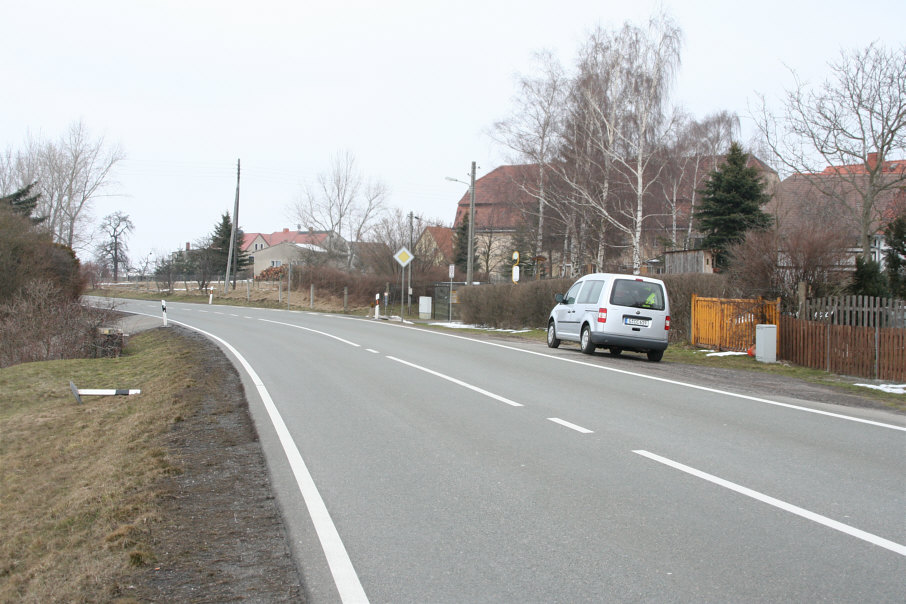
[665,316,671,331]
[598,308,607,323]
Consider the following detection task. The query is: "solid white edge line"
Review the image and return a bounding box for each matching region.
[127,311,369,603]
[386,356,523,407]
[633,449,906,557]
[363,320,905,432]
[547,417,594,434]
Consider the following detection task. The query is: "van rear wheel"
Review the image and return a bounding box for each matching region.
[647,349,664,362]
[547,321,560,348]
[580,326,596,354]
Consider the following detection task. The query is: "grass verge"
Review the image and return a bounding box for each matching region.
[0,329,213,602]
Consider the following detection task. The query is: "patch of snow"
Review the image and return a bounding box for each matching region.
[706,351,749,357]
[433,322,532,334]
[854,383,906,395]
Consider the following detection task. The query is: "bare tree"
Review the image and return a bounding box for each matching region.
[554,14,682,274]
[95,211,134,283]
[1,121,124,251]
[290,151,388,270]
[755,42,906,260]
[728,219,851,307]
[491,51,568,265]
[658,111,739,248]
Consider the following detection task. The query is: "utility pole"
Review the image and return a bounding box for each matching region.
[223,158,240,294]
[408,211,413,316]
[467,161,476,285]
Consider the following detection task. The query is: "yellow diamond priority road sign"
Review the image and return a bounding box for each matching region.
[394,247,414,268]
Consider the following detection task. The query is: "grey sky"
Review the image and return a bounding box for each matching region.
[3,0,903,263]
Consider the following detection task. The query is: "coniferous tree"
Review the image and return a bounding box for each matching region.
[694,142,772,269]
[883,215,906,299]
[210,213,251,287]
[1,182,45,224]
[452,215,472,275]
[849,256,889,297]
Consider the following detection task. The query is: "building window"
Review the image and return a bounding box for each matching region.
[271,260,282,267]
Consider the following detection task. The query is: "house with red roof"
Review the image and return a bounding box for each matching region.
[414,225,455,269]
[241,227,345,276]
[767,153,906,268]
[451,157,780,279]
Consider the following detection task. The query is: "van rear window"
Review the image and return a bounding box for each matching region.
[610,279,665,311]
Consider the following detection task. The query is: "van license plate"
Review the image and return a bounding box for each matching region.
[624,317,650,327]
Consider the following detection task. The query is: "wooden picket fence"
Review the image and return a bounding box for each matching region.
[690,295,781,351]
[779,296,906,381]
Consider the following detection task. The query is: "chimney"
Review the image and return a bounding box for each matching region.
[186,242,190,251]
[283,228,289,233]
[867,152,879,170]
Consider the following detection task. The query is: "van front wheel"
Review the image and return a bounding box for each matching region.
[547,321,560,348]
[580,326,596,354]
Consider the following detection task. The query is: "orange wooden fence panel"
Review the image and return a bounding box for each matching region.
[691,295,780,352]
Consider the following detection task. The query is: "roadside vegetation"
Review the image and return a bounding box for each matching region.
[0,329,214,602]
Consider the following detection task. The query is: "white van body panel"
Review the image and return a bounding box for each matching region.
[547,273,670,357]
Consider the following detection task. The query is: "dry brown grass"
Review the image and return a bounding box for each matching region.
[94,280,374,315]
[0,329,210,602]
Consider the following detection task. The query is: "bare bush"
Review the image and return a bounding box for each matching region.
[660,273,735,343]
[459,278,572,329]
[727,222,850,311]
[0,281,117,368]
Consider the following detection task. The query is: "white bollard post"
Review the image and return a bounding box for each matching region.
[161,300,168,327]
[375,293,380,319]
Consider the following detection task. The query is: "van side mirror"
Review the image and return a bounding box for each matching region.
[555,293,564,303]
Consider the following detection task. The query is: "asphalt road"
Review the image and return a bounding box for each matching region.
[109,298,906,603]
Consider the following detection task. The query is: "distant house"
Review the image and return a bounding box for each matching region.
[452,165,538,282]
[415,225,455,268]
[767,153,906,269]
[241,227,344,276]
[447,157,778,280]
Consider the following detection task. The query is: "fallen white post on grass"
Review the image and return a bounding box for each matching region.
[70,381,141,404]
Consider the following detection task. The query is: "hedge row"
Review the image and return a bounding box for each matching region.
[456,273,734,343]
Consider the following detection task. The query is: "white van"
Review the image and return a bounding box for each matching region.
[546,273,670,361]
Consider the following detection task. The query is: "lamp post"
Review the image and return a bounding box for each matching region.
[407,211,424,316]
[445,161,477,284]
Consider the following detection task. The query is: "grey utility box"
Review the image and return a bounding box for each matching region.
[419,296,433,320]
[755,324,777,363]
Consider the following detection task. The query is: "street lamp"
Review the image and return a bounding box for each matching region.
[445,161,477,284]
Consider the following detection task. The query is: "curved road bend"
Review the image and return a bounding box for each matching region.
[107,298,905,603]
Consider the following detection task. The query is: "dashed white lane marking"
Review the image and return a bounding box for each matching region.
[634,450,906,557]
[364,321,905,433]
[365,349,380,354]
[547,418,594,434]
[258,318,360,347]
[387,356,523,407]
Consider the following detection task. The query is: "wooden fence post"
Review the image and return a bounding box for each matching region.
[690,293,697,346]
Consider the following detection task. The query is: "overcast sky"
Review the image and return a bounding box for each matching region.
[3,0,903,263]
